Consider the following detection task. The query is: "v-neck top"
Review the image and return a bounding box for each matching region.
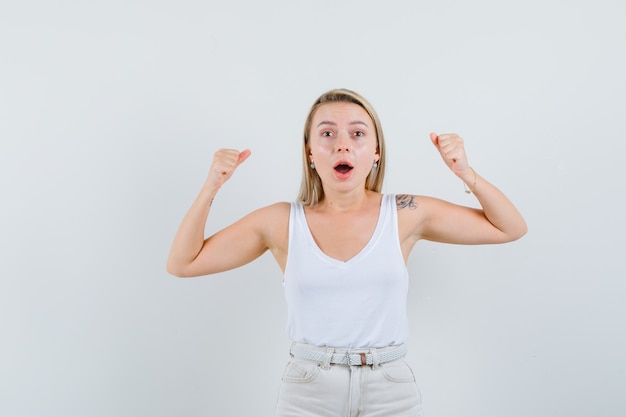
[283,194,409,348]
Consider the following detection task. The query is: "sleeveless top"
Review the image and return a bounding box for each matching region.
[283,194,410,349]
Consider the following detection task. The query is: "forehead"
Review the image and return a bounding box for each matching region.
[311,102,373,126]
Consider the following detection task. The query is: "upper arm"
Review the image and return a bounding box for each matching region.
[398,195,515,247]
[176,202,289,277]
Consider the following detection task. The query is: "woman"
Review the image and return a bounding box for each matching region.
[166,89,527,416]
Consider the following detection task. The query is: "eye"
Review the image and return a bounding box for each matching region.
[353,130,364,137]
[321,130,334,137]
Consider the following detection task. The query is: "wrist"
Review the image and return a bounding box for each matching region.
[462,167,477,194]
[199,182,220,203]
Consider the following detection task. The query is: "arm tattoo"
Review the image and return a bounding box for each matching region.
[396,194,418,210]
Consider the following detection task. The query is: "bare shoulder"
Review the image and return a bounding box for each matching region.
[395,194,420,211]
[244,201,290,231]
[248,201,290,244]
[394,194,447,241]
[251,201,290,221]
[395,194,454,214]
[394,194,422,240]
[218,201,290,243]
[248,202,290,268]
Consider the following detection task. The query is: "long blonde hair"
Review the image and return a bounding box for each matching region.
[297,89,387,206]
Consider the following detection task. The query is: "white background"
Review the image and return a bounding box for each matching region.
[1,1,625,416]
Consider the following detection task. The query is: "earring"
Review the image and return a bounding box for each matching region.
[310,162,315,169]
[372,162,378,169]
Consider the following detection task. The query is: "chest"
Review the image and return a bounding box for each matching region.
[304,210,380,262]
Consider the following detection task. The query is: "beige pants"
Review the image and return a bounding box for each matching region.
[274,343,424,417]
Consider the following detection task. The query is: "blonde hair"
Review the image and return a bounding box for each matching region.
[297,89,387,206]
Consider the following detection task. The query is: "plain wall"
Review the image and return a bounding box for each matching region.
[1,1,625,416]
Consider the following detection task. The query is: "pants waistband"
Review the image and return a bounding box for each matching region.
[290,342,407,367]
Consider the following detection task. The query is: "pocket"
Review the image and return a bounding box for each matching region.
[281,358,321,383]
[380,359,416,383]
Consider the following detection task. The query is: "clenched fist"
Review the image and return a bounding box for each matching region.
[207,148,252,189]
[430,132,472,178]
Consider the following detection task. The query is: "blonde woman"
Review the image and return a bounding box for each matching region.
[167,89,527,416]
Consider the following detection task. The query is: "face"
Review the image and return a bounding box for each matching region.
[308,102,380,191]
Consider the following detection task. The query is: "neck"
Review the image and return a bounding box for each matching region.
[318,188,373,212]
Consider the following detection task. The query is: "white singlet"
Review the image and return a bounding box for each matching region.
[283,194,410,349]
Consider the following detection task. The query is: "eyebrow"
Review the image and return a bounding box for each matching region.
[316,120,369,128]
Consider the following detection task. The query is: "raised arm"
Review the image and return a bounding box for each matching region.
[166,148,270,277]
[403,133,527,247]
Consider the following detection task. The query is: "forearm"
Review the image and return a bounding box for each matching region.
[463,168,527,240]
[166,148,252,276]
[166,183,219,276]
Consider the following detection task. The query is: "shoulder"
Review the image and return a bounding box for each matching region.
[248,201,291,223]
[394,194,448,212]
[394,194,478,241]
[394,194,420,211]
[393,194,443,240]
[256,202,291,253]
[237,202,290,247]
[258,201,292,212]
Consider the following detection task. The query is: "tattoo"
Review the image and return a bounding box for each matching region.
[396,194,417,210]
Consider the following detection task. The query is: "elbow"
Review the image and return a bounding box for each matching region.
[166,260,192,278]
[520,222,529,239]
[166,259,213,278]
[507,221,528,242]
[517,218,529,239]
[166,266,184,278]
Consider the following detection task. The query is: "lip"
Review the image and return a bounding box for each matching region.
[333,160,354,169]
[333,160,354,180]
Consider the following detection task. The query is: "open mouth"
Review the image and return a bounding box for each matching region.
[334,163,353,174]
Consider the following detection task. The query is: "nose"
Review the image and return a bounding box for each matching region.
[334,132,351,152]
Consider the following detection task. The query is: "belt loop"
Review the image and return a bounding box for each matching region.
[322,347,334,370]
[371,348,381,369]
